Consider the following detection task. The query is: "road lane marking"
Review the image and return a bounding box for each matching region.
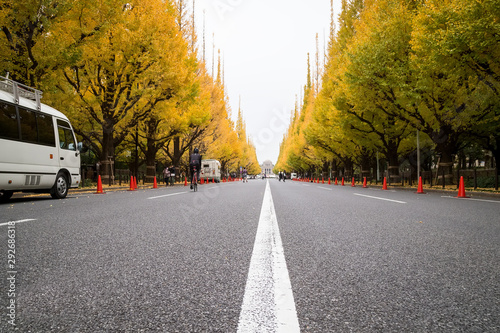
[147,192,187,200]
[441,196,500,204]
[353,193,406,204]
[318,186,332,191]
[237,180,300,333]
[0,219,37,227]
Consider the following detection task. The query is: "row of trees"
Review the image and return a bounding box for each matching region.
[276,0,499,184]
[0,0,260,182]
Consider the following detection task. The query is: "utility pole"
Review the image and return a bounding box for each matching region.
[417,130,421,180]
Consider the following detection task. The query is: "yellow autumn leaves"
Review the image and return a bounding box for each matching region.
[0,0,260,177]
[276,0,500,179]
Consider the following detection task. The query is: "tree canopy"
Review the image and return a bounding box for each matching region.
[276,0,499,181]
[0,0,261,180]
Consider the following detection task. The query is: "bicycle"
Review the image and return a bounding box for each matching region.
[191,166,198,192]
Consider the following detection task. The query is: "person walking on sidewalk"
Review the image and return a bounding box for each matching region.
[163,166,170,185]
[242,167,248,183]
[169,165,176,186]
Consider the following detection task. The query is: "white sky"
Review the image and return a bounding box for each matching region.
[194,0,342,164]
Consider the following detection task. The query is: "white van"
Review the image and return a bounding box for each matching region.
[0,76,81,201]
[200,159,221,183]
[291,173,298,180]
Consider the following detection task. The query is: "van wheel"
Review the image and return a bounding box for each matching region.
[0,190,14,202]
[50,173,69,199]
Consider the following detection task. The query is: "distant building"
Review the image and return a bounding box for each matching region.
[260,160,275,176]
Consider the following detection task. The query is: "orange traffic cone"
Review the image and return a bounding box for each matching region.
[153,176,158,189]
[201,177,204,184]
[128,176,135,191]
[184,177,188,186]
[363,177,367,188]
[322,178,325,184]
[416,176,425,194]
[456,176,468,198]
[95,175,104,194]
[328,178,331,185]
[351,177,355,187]
[382,177,388,190]
[341,177,345,186]
[335,177,338,185]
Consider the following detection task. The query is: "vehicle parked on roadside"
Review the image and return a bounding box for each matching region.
[200,159,221,183]
[0,76,81,201]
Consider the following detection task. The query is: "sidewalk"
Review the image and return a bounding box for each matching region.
[359,182,500,199]
[75,182,184,193]
[10,182,184,200]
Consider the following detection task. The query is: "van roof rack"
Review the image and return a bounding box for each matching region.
[0,76,43,111]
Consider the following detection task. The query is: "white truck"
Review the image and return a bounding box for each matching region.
[200,159,221,183]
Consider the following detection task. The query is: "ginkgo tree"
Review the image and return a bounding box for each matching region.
[39,0,191,182]
[278,0,499,185]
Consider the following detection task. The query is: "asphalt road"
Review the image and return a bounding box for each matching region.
[1,180,499,332]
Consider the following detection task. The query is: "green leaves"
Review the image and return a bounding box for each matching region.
[277,0,500,174]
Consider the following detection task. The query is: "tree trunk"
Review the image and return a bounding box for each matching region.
[100,122,114,185]
[433,127,459,185]
[343,158,353,178]
[360,149,372,181]
[145,138,157,183]
[385,141,400,184]
[331,158,338,179]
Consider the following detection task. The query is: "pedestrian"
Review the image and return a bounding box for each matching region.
[283,170,286,182]
[169,165,175,186]
[242,167,248,183]
[163,166,170,185]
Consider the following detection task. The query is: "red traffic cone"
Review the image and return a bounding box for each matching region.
[128,176,135,191]
[201,177,204,184]
[95,175,104,194]
[416,176,425,194]
[382,177,388,190]
[184,177,188,186]
[351,177,355,187]
[322,178,325,184]
[456,176,469,198]
[153,176,158,189]
[328,178,331,185]
[341,177,345,186]
[363,177,367,188]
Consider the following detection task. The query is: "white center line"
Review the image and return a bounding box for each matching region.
[0,219,37,227]
[237,180,300,333]
[354,193,407,204]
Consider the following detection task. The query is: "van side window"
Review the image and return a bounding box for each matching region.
[0,102,19,140]
[37,113,55,146]
[19,108,38,143]
[57,119,76,151]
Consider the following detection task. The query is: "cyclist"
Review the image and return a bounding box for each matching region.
[242,167,248,183]
[189,148,202,190]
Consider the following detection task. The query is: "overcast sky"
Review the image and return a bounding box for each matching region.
[194,0,342,164]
